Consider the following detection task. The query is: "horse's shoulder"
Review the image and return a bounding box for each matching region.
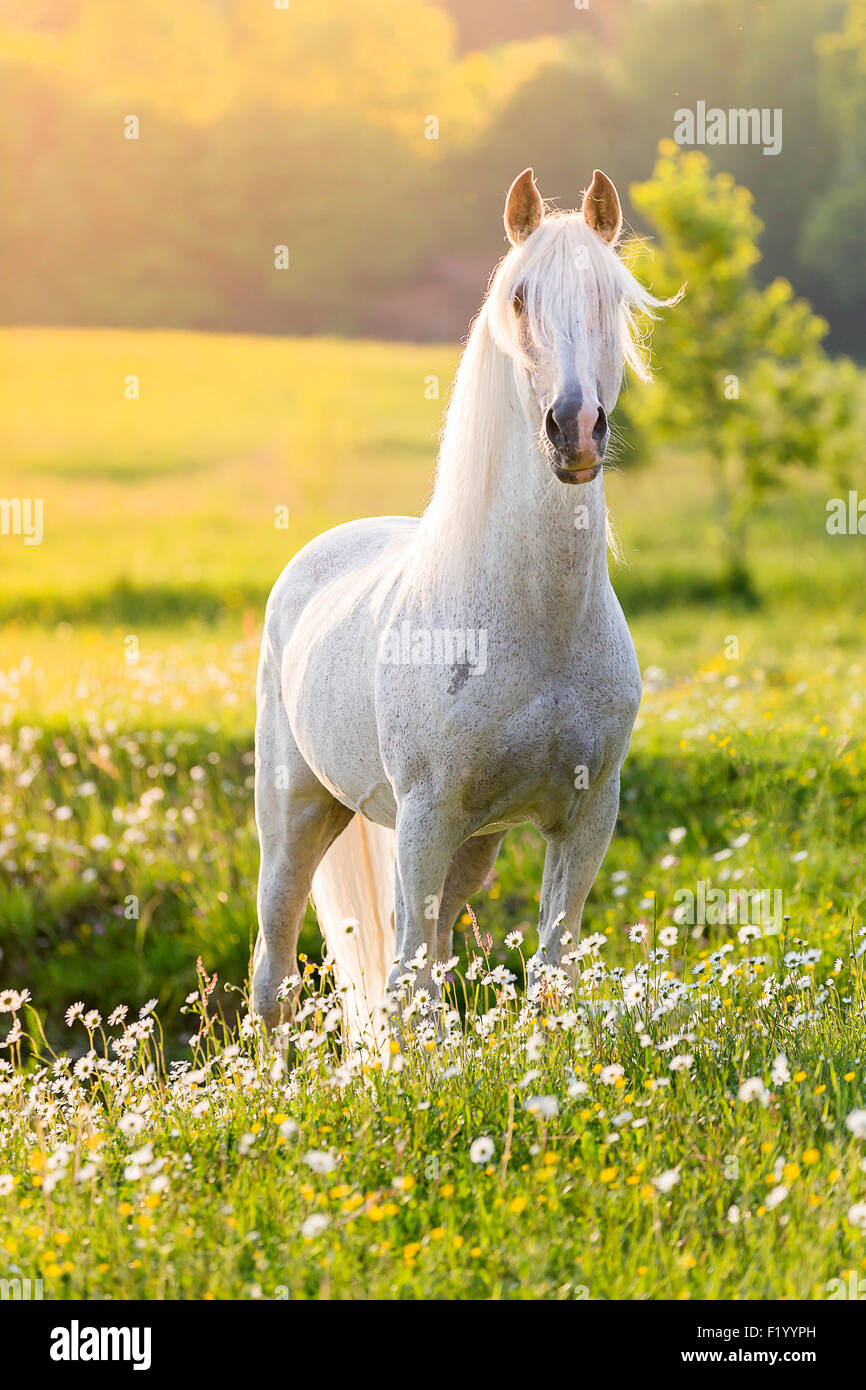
[263,516,416,652]
[270,516,412,592]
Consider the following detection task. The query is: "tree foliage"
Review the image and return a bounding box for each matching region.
[0,0,864,350]
[628,144,865,590]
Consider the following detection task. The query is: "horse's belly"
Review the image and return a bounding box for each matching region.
[282,607,397,825]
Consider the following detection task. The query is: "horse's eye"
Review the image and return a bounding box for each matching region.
[513,287,525,315]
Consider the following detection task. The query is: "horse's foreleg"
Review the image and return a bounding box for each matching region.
[387,796,461,998]
[535,775,621,983]
[252,657,351,1031]
[437,832,505,959]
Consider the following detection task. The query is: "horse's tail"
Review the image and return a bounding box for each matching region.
[311,814,396,1056]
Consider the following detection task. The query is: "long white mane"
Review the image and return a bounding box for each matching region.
[403,212,666,604]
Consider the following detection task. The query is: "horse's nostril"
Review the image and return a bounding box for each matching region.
[545,406,566,452]
[593,405,608,442]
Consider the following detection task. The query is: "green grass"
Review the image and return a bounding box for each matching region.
[2,944,866,1300]
[0,327,864,1298]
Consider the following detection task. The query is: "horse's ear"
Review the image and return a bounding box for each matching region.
[504,168,544,247]
[581,169,622,245]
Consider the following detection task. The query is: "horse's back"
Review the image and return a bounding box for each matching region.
[263,515,416,651]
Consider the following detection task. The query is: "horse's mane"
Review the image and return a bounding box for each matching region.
[403,212,668,604]
[486,212,663,381]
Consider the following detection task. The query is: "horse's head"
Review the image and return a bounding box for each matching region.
[488,167,658,486]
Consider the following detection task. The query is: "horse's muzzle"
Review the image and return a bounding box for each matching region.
[545,396,608,482]
[550,459,603,485]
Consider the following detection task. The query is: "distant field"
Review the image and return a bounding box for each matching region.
[1,325,861,637]
[0,328,452,623]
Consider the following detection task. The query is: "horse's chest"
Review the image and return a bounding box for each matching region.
[432,673,636,834]
[513,688,631,787]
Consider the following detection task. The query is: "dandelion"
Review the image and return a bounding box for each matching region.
[524,1096,558,1118]
[846,1110,866,1140]
[669,1054,694,1073]
[847,1202,866,1231]
[653,1168,680,1194]
[738,1077,770,1105]
[119,1112,146,1137]
[469,1137,495,1165]
[300,1213,330,1238]
[771,1054,791,1085]
[303,1150,337,1174]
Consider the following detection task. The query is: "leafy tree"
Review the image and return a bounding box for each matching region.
[629,142,864,594]
[801,0,866,322]
[616,0,843,315]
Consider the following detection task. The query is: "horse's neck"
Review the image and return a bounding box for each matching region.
[417,323,611,631]
[475,417,610,629]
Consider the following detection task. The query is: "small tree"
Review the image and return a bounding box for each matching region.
[628,141,862,594]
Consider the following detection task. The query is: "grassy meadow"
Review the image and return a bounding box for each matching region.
[1,327,865,1300]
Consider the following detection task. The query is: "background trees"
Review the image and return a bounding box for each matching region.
[628,145,865,594]
[1,0,865,353]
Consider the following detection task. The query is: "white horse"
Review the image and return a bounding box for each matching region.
[252,168,669,1046]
